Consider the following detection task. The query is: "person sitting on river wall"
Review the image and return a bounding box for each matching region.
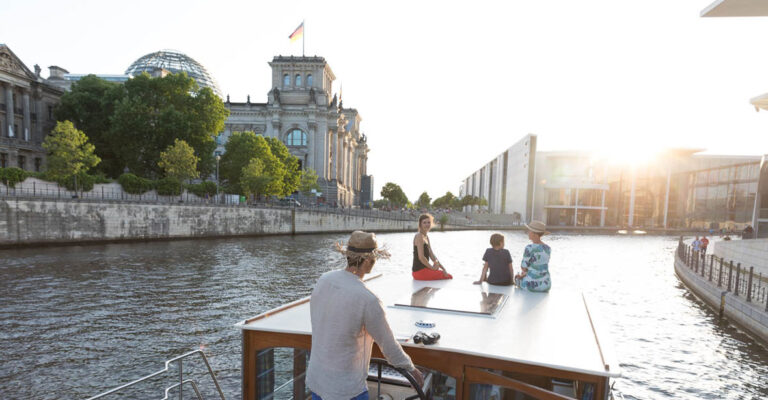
[515,221,552,292]
[412,213,453,280]
[743,225,754,239]
[474,233,514,286]
[307,231,423,400]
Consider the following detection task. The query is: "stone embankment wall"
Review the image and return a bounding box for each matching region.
[713,239,768,277]
[674,242,768,344]
[0,199,418,247]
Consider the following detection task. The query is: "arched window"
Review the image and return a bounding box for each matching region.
[295,74,302,87]
[283,74,290,87]
[285,129,307,146]
[306,74,313,87]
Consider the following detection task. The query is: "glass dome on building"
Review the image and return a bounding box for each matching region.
[125,50,222,97]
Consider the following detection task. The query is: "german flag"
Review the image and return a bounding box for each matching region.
[289,22,304,42]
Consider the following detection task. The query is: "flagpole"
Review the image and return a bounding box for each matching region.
[302,20,305,56]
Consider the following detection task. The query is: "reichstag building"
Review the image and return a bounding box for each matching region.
[220,56,370,207]
[1,46,372,207]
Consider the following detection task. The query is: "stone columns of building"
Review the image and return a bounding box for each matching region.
[4,82,13,137]
[307,123,316,171]
[331,129,338,181]
[22,90,30,141]
[337,133,344,184]
[345,138,351,187]
[34,88,43,143]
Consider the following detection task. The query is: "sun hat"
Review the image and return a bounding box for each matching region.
[524,220,550,235]
[334,231,391,260]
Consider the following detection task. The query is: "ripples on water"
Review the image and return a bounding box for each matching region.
[1,232,767,399]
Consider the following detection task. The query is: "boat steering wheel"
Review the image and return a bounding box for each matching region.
[369,358,431,400]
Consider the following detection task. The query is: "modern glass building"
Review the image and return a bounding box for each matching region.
[462,136,764,231]
[125,50,222,97]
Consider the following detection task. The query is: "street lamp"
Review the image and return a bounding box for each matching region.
[216,154,221,203]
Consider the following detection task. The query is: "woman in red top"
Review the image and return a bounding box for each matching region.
[412,214,453,280]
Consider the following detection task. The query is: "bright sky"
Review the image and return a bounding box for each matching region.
[2,0,767,201]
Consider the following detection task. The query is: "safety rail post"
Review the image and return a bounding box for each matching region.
[727,261,734,292]
[694,250,699,273]
[747,267,754,302]
[178,359,183,400]
[734,263,741,296]
[709,255,714,281]
[718,258,724,287]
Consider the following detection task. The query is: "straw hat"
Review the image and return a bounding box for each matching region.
[525,220,550,235]
[334,231,391,260]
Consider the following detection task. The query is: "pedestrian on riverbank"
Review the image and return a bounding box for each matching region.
[700,236,709,257]
[515,221,552,292]
[474,233,514,286]
[692,236,701,251]
[412,213,453,280]
[307,231,423,399]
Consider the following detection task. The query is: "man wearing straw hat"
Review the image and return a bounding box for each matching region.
[306,231,423,400]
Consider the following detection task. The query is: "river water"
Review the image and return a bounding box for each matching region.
[1,232,767,399]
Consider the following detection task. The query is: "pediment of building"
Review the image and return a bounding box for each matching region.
[0,46,37,80]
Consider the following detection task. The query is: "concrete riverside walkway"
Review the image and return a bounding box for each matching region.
[674,238,768,344]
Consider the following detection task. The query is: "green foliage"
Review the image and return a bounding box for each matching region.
[0,167,29,188]
[118,173,154,194]
[185,181,217,197]
[55,75,126,177]
[438,214,450,229]
[432,192,457,209]
[266,137,301,196]
[415,192,432,208]
[240,158,269,199]
[460,195,487,208]
[156,177,182,196]
[221,132,289,196]
[299,168,320,196]
[73,72,230,178]
[158,139,199,182]
[43,121,101,191]
[372,199,389,209]
[380,182,409,207]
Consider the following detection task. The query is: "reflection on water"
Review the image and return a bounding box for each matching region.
[1,232,767,399]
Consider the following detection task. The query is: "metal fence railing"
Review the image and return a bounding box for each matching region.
[677,238,768,312]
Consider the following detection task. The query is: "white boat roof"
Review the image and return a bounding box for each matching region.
[236,273,621,379]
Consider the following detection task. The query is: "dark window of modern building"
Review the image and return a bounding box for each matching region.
[283,74,290,87]
[18,155,25,170]
[285,129,307,146]
[34,157,41,172]
[295,74,302,87]
[306,74,313,87]
[0,153,6,168]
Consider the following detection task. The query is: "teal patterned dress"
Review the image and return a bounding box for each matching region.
[519,243,551,292]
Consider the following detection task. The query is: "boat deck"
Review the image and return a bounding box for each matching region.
[237,272,620,379]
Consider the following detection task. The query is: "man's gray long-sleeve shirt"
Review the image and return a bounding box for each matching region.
[306,269,414,400]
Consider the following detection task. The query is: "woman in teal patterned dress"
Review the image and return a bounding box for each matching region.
[515,221,551,292]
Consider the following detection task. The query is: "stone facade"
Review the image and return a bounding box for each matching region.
[0,45,64,171]
[0,199,416,246]
[219,56,370,207]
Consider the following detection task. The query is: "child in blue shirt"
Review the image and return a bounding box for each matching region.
[473,233,514,286]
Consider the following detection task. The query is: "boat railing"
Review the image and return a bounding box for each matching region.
[677,238,768,312]
[85,349,226,400]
